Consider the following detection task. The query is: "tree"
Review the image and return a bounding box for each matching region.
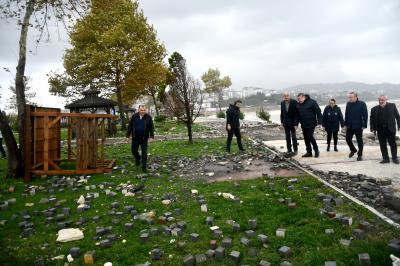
[201,68,232,111]
[49,0,167,130]
[165,52,203,143]
[0,0,90,178]
[7,76,36,111]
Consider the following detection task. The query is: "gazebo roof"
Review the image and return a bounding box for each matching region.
[65,90,117,110]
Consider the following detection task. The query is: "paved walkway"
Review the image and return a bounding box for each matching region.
[263,139,400,186]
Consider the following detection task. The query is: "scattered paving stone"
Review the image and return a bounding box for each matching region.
[183,254,195,266]
[325,262,337,266]
[69,247,80,258]
[190,233,200,242]
[206,249,215,258]
[210,240,218,250]
[83,251,96,264]
[241,237,250,246]
[124,223,133,231]
[245,230,255,238]
[257,234,268,244]
[280,261,292,266]
[100,239,111,248]
[358,253,371,266]
[340,238,351,247]
[222,238,233,248]
[276,228,286,238]
[206,216,214,226]
[388,239,400,252]
[353,229,366,240]
[248,219,257,229]
[278,246,292,257]
[259,260,271,266]
[325,229,335,235]
[229,250,241,264]
[232,222,241,232]
[176,241,186,251]
[213,229,223,238]
[341,216,353,226]
[140,233,149,242]
[215,247,225,260]
[151,248,163,260]
[195,253,207,264]
[172,228,183,237]
[33,257,45,266]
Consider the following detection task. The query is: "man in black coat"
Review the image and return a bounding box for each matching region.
[126,105,155,172]
[370,95,400,164]
[280,92,298,154]
[226,100,244,153]
[322,99,344,152]
[295,93,323,158]
[344,91,368,161]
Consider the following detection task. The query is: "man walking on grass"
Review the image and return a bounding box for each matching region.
[295,93,323,158]
[280,92,298,155]
[226,99,245,153]
[370,95,400,164]
[344,91,368,161]
[0,130,5,158]
[126,105,154,172]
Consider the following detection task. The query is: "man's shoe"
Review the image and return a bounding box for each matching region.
[357,156,363,161]
[314,151,320,158]
[302,153,312,158]
[334,146,338,152]
[326,145,330,152]
[349,150,357,158]
[380,159,390,164]
[393,158,399,164]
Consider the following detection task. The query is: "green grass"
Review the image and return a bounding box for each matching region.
[0,139,399,265]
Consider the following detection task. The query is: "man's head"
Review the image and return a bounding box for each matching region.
[283,92,290,102]
[347,91,358,103]
[138,105,146,116]
[297,93,306,104]
[329,98,336,107]
[234,100,242,108]
[378,95,388,107]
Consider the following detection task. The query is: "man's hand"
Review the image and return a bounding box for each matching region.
[294,126,298,130]
[227,124,231,131]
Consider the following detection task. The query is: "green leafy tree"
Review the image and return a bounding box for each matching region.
[49,0,166,130]
[201,68,232,111]
[164,52,203,143]
[0,0,90,178]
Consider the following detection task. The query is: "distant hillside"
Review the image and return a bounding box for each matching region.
[285,81,400,94]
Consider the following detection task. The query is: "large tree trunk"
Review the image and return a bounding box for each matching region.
[14,0,35,178]
[115,68,126,130]
[150,89,159,116]
[0,111,23,178]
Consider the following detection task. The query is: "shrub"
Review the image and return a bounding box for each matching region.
[154,115,167,123]
[256,107,271,122]
[216,111,225,119]
[239,111,245,120]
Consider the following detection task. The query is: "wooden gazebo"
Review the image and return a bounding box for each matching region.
[65,89,117,135]
[23,105,117,181]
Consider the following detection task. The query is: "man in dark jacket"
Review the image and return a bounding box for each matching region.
[370,95,400,164]
[344,91,368,161]
[0,130,6,158]
[226,100,244,152]
[295,93,322,158]
[280,92,298,154]
[322,99,344,152]
[126,105,155,172]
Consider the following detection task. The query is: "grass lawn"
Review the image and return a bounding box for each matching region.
[0,138,399,265]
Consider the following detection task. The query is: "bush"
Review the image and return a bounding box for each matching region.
[239,111,245,120]
[216,111,226,119]
[256,107,271,122]
[7,113,19,131]
[154,115,167,123]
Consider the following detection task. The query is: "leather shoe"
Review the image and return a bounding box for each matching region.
[302,153,312,158]
[380,159,390,164]
[314,151,320,158]
[349,150,357,158]
[393,159,399,164]
[357,156,362,161]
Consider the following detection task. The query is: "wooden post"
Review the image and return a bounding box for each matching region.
[23,105,31,182]
[67,117,72,161]
[43,115,49,172]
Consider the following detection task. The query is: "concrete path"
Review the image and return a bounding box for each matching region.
[263,139,400,186]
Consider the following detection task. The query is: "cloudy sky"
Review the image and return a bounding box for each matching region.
[1,0,400,110]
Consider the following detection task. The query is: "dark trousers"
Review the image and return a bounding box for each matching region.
[227,127,243,151]
[0,138,5,158]
[284,126,298,152]
[377,127,397,160]
[131,136,148,169]
[302,127,318,153]
[346,128,363,156]
[327,130,338,146]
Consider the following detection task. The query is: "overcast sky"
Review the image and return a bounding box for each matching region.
[1,0,400,110]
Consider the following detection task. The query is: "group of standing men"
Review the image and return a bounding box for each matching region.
[281,91,400,164]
